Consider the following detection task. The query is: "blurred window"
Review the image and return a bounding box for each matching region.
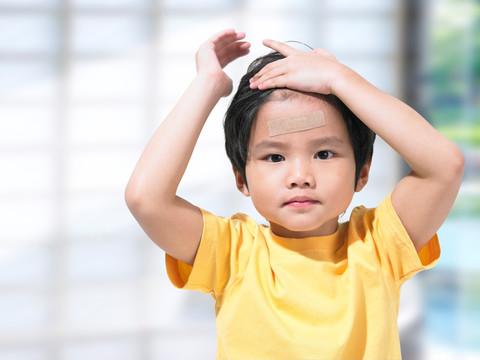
[405,0,480,356]
[0,1,404,359]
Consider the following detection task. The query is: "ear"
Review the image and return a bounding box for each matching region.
[355,160,372,192]
[233,167,250,197]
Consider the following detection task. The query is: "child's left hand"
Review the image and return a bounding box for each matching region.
[249,39,344,95]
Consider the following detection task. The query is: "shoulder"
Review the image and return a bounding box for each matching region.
[346,194,422,250]
[347,194,404,236]
[166,210,263,294]
[344,194,440,283]
[200,208,260,237]
[199,209,263,259]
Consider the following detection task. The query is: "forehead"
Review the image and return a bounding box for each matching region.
[251,93,347,144]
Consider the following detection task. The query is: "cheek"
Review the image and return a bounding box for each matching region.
[245,165,280,200]
[323,157,354,175]
[335,164,356,182]
[320,161,356,190]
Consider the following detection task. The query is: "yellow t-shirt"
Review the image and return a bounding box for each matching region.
[166,194,440,360]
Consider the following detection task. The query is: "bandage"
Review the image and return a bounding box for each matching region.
[267,110,326,137]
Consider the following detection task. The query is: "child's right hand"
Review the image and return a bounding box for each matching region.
[249,39,344,96]
[195,29,250,97]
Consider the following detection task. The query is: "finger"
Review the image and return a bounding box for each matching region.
[198,29,239,54]
[312,48,336,60]
[251,63,285,85]
[262,39,299,57]
[256,75,287,90]
[235,31,247,41]
[213,30,248,60]
[217,41,251,68]
[216,39,249,57]
[250,58,285,81]
[213,29,245,49]
[209,28,236,43]
[250,66,288,90]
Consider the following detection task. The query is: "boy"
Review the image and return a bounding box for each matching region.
[125,30,464,359]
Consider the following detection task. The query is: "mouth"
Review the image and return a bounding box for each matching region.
[283,196,319,208]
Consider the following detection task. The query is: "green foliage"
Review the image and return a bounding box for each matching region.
[428,1,480,219]
[428,0,480,147]
[449,191,480,217]
[437,124,480,146]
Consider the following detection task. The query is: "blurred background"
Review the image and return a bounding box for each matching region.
[0,0,478,359]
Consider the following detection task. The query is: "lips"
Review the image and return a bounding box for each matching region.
[283,196,318,208]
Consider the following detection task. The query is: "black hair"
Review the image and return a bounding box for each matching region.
[223,51,376,188]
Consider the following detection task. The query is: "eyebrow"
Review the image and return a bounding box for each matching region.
[253,136,345,152]
[310,136,345,147]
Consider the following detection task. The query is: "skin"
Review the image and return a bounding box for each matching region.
[250,39,465,251]
[125,30,250,265]
[235,92,369,238]
[125,29,464,266]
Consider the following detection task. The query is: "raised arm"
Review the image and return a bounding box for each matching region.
[250,40,465,251]
[125,30,250,265]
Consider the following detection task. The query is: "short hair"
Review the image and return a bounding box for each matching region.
[223,51,376,188]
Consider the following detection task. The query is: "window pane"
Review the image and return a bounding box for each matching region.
[0,0,58,5]
[325,0,396,12]
[0,291,49,332]
[67,238,141,281]
[0,199,55,243]
[0,105,56,147]
[64,284,140,331]
[324,17,395,54]
[151,331,216,360]
[157,57,195,100]
[342,58,395,93]
[65,195,136,238]
[70,57,147,99]
[0,61,57,98]
[0,15,58,53]
[160,14,238,54]
[72,14,150,55]
[73,0,150,7]
[245,0,316,11]
[66,150,137,192]
[0,347,49,360]
[0,244,53,286]
[60,339,140,360]
[0,152,55,195]
[164,0,237,10]
[67,105,146,146]
[243,14,318,50]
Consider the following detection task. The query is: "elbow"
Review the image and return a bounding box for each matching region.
[124,181,138,214]
[124,178,148,216]
[125,177,171,221]
[453,147,465,176]
[447,146,465,186]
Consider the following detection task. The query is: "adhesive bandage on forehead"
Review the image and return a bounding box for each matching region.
[267,110,326,137]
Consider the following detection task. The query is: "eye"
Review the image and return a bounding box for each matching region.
[315,150,333,160]
[266,154,285,163]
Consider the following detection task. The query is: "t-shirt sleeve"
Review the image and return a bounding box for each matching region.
[165,209,255,299]
[353,193,441,285]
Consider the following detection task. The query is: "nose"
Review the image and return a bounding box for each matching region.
[287,159,316,189]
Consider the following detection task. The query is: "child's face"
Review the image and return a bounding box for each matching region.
[236,94,360,238]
